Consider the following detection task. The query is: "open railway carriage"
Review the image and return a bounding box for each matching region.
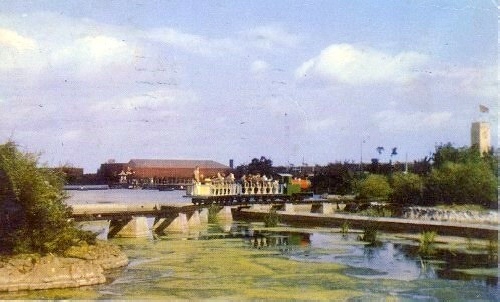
[186,173,312,205]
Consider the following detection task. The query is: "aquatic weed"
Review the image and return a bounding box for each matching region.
[418,231,437,257]
[264,208,280,227]
[207,204,220,223]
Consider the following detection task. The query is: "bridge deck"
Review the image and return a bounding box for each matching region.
[70,203,197,221]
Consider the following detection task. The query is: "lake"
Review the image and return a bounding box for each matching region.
[0,189,498,300]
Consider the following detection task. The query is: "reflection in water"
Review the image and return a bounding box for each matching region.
[398,243,499,287]
[244,230,311,250]
[203,223,497,287]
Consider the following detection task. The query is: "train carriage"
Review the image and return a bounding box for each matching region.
[186,173,312,205]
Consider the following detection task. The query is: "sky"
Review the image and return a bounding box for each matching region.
[0,0,498,173]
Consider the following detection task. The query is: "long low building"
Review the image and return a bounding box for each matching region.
[98,159,231,185]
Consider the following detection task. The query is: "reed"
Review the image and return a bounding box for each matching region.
[418,231,437,257]
[264,208,280,227]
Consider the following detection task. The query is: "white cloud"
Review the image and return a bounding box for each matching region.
[250,60,269,73]
[374,110,452,133]
[296,44,428,85]
[52,35,135,71]
[0,27,41,70]
[0,27,37,50]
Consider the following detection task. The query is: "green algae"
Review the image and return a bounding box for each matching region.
[0,222,497,301]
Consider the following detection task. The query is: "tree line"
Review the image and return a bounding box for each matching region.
[237,144,498,209]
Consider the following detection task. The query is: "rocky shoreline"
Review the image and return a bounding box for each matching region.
[402,207,498,225]
[0,241,128,292]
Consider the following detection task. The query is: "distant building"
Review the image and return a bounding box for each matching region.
[98,159,230,185]
[97,162,128,184]
[471,122,491,155]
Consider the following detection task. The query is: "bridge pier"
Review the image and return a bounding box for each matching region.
[188,210,203,228]
[153,213,188,234]
[199,208,209,224]
[109,216,151,238]
[311,203,334,215]
[216,206,233,222]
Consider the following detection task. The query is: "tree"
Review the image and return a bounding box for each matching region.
[235,156,274,178]
[424,143,498,207]
[357,174,392,200]
[390,172,423,205]
[0,141,95,255]
[433,143,485,169]
[311,162,355,194]
[423,161,497,207]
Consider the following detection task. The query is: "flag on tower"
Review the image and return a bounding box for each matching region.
[479,104,489,113]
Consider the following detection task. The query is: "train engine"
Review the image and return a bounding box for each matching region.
[186,173,312,205]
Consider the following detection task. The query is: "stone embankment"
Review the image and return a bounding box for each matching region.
[0,242,128,292]
[402,207,498,225]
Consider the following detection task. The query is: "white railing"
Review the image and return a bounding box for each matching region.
[187,180,282,197]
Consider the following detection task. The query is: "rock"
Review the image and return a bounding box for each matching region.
[64,241,128,270]
[0,241,128,292]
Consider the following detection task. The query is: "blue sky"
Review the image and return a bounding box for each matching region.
[0,1,497,172]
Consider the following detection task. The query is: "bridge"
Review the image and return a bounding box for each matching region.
[70,201,499,240]
[69,199,336,238]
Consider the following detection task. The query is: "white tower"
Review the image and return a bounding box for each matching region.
[471,122,491,155]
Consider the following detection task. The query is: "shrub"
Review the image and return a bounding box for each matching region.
[390,172,423,205]
[423,162,496,207]
[0,142,95,255]
[357,174,392,200]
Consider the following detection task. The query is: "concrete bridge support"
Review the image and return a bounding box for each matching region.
[188,210,203,228]
[153,213,189,234]
[199,208,209,224]
[311,203,334,215]
[275,203,295,213]
[216,206,233,222]
[109,216,151,238]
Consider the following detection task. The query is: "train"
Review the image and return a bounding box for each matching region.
[186,173,312,205]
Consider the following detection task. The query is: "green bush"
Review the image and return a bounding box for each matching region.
[357,174,392,200]
[0,141,95,255]
[423,161,496,207]
[390,172,423,205]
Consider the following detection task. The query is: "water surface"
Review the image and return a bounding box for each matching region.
[1,190,497,300]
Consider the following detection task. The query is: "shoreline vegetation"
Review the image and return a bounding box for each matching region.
[0,141,128,292]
